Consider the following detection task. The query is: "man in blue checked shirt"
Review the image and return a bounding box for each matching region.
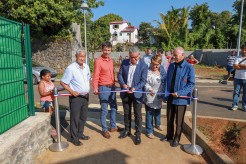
[61,49,91,146]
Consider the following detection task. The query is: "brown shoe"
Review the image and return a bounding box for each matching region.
[109,126,124,132]
[102,131,111,139]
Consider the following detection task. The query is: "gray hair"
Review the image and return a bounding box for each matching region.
[129,46,140,53]
[75,49,86,56]
[174,47,184,54]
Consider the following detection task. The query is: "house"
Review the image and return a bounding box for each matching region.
[109,21,138,46]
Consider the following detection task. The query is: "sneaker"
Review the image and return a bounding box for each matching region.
[231,106,238,111]
[155,125,163,131]
[147,133,155,139]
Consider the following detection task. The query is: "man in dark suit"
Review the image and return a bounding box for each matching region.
[118,46,148,145]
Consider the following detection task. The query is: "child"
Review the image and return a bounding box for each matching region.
[38,69,55,113]
[144,55,167,139]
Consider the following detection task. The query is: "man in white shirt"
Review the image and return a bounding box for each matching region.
[232,44,246,111]
[60,49,90,146]
[142,47,153,67]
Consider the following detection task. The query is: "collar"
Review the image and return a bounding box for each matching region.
[129,60,139,66]
[101,55,112,61]
[175,59,185,67]
[75,61,85,69]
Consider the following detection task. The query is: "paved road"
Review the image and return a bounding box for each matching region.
[33,79,246,120]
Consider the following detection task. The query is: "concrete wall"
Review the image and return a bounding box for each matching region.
[91,49,235,66]
[0,113,52,163]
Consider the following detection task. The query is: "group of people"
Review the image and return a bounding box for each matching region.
[38,43,246,148]
[58,42,195,147]
[38,41,196,147]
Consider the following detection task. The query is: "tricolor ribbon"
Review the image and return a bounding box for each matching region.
[54,90,198,99]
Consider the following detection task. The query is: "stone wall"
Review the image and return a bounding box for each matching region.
[32,39,72,74]
[0,113,52,163]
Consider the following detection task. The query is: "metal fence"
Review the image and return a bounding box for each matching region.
[0,16,34,134]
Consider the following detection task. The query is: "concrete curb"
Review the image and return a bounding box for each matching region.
[183,117,235,164]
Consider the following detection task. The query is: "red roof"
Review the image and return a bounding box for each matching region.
[121,26,138,32]
[110,20,128,24]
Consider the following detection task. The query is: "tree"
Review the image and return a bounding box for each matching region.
[138,22,154,46]
[0,0,104,37]
[228,0,246,48]
[155,6,190,50]
[188,3,232,49]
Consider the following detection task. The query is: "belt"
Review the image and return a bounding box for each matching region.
[99,84,114,88]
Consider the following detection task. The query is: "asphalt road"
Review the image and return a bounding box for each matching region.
[33,80,246,120]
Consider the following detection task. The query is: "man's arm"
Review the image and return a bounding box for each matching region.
[92,60,100,94]
[176,66,195,97]
[60,81,79,97]
[234,64,246,70]
[118,60,128,89]
[133,63,148,91]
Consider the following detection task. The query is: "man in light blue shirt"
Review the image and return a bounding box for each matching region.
[142,47,153,67]
[61,49,90,146]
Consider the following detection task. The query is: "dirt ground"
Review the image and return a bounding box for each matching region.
[194,64,227,80]
[195,117,246,164]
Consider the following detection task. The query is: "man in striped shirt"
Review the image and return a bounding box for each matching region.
[226,50,236,81]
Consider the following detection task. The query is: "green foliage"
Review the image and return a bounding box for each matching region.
[0,0,104,38]
[138,22,154,46]
[155,6,190,50]
[89,59,94,74]
[221,123,242,152]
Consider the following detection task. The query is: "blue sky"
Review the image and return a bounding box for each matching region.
[91,0,236,27]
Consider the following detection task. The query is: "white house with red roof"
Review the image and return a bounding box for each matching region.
[109,21,138,46]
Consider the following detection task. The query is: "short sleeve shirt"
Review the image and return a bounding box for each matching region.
[61,62,90,94]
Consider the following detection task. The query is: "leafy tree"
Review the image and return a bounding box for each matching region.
[228,0,246,48]
[155,6,190,50]
[188,3,231,49]
[0,0,104,37]
[138,22,154,46]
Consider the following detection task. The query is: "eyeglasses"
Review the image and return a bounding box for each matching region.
[151,63,160,67]
[130,56,139,60]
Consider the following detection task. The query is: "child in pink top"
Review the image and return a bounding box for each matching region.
[38,69,55,113]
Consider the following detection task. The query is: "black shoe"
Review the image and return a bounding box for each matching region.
[119,131,131,139]
[171,140,179,147]
[160,136,172,142]
[71,140,82,146]
[79,135,90,140]
[135,136,141,145]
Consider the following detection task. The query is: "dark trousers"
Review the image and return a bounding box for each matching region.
[166,99,186,142]
[69,95,88,141]
[122,93,142,136]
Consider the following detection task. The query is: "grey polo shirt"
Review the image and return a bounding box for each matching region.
[61,62,90,94]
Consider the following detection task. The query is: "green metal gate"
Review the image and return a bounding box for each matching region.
[0,16,34,134]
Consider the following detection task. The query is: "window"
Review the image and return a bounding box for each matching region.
[120,33,122,36]
[113,25,119,29]
[127,33,130,36]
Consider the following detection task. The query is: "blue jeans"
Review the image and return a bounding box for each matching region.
[145,105,161,134]
[98,86,117,131]
[232,78,246,109]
